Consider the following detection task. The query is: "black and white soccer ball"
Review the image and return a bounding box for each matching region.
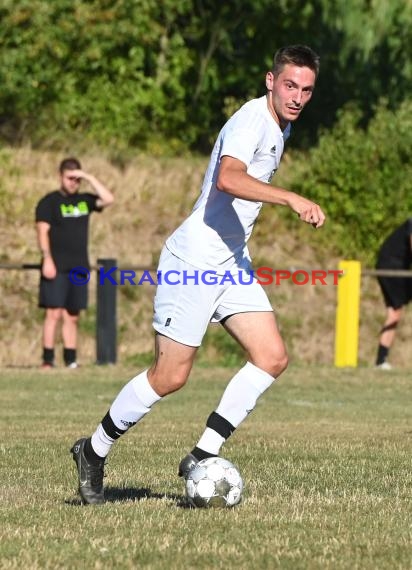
[185,457,243,508]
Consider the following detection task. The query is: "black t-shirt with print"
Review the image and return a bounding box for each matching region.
[377,218,412,269]
[35,190,101,272]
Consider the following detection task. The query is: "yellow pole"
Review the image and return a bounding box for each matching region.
[334,260,361,367]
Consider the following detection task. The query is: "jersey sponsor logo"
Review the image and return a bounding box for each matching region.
[165,317,171,327]
[60,201,90,217]
[270,144,277,154]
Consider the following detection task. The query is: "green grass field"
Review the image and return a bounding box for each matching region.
[1,364,411,569]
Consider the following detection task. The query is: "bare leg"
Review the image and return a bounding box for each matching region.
[376,306,403,366]
[378,306,403,349]
[222,311,288,377]
[43,307,63,348]
[147,334,199,396]
[62,309,79,349]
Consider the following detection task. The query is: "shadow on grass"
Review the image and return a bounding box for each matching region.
[65,486,191,508]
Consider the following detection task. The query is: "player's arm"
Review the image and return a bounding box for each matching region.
[70,169,114,209]
[216,155,325,228]
[36,221,57,279]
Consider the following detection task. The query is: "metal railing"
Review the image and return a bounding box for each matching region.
[1,261,411,367]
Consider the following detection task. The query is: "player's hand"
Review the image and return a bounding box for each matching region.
[42,257,57,280]
[68,169,88,181]
[288,192,325,228]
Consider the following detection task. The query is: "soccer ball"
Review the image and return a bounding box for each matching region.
[185,457,243,508]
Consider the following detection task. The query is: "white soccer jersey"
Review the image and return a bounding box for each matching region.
[166,95,291,274]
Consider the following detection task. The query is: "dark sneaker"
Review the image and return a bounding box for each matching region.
[70,438,105,505]
[178,453,199,479]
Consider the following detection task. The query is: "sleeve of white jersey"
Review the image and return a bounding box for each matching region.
[220,126,261,169]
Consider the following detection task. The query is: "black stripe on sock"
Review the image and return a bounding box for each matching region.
[101,412,126,440]
[376,344,389,365]
[84,437,104,464]
[206,411,236,439]
[43,347,54,364]
[191,447,216,461]
[63,347,76,365]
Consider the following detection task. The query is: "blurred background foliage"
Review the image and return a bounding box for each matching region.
[286,98,412,263]
[0,0,411,258]
[1,0,412,151]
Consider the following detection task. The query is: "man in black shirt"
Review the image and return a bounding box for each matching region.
[35,157,114,368]
[375,218,412,369]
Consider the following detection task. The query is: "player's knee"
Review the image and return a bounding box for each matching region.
[46,308,62,322]
[270,351,289,377]
[280,352,289,374]
[149,370,189,397]
[251,349,288,378]
[167,372,189,393]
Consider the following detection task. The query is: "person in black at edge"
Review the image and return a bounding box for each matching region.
[375,218,412,369]
[35,157,114,369]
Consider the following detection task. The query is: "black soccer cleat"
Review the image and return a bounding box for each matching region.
[178,453,199,479]
[70,438,105,505]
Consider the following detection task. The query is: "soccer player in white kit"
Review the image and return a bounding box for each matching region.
[71,45,326,504]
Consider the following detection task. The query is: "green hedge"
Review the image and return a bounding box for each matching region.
[288,99,412,263]
[1,0,412,153]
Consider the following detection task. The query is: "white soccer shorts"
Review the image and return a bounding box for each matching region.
[153,246,273,346]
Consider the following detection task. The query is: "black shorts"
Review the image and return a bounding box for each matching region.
[377,275,412,309]
[39,272,88,313]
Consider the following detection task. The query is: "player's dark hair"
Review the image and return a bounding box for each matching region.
[272,45,320,78]
[59,157,81,173]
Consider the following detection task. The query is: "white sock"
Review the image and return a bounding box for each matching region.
[91,370,161,457]
[91,423,115,458]
[216,361,275,426]
[196,428,225,456]
[196,362,275,455]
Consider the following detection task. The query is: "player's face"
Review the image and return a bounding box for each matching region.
[61,170,81,194]
[266,64,316,129]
